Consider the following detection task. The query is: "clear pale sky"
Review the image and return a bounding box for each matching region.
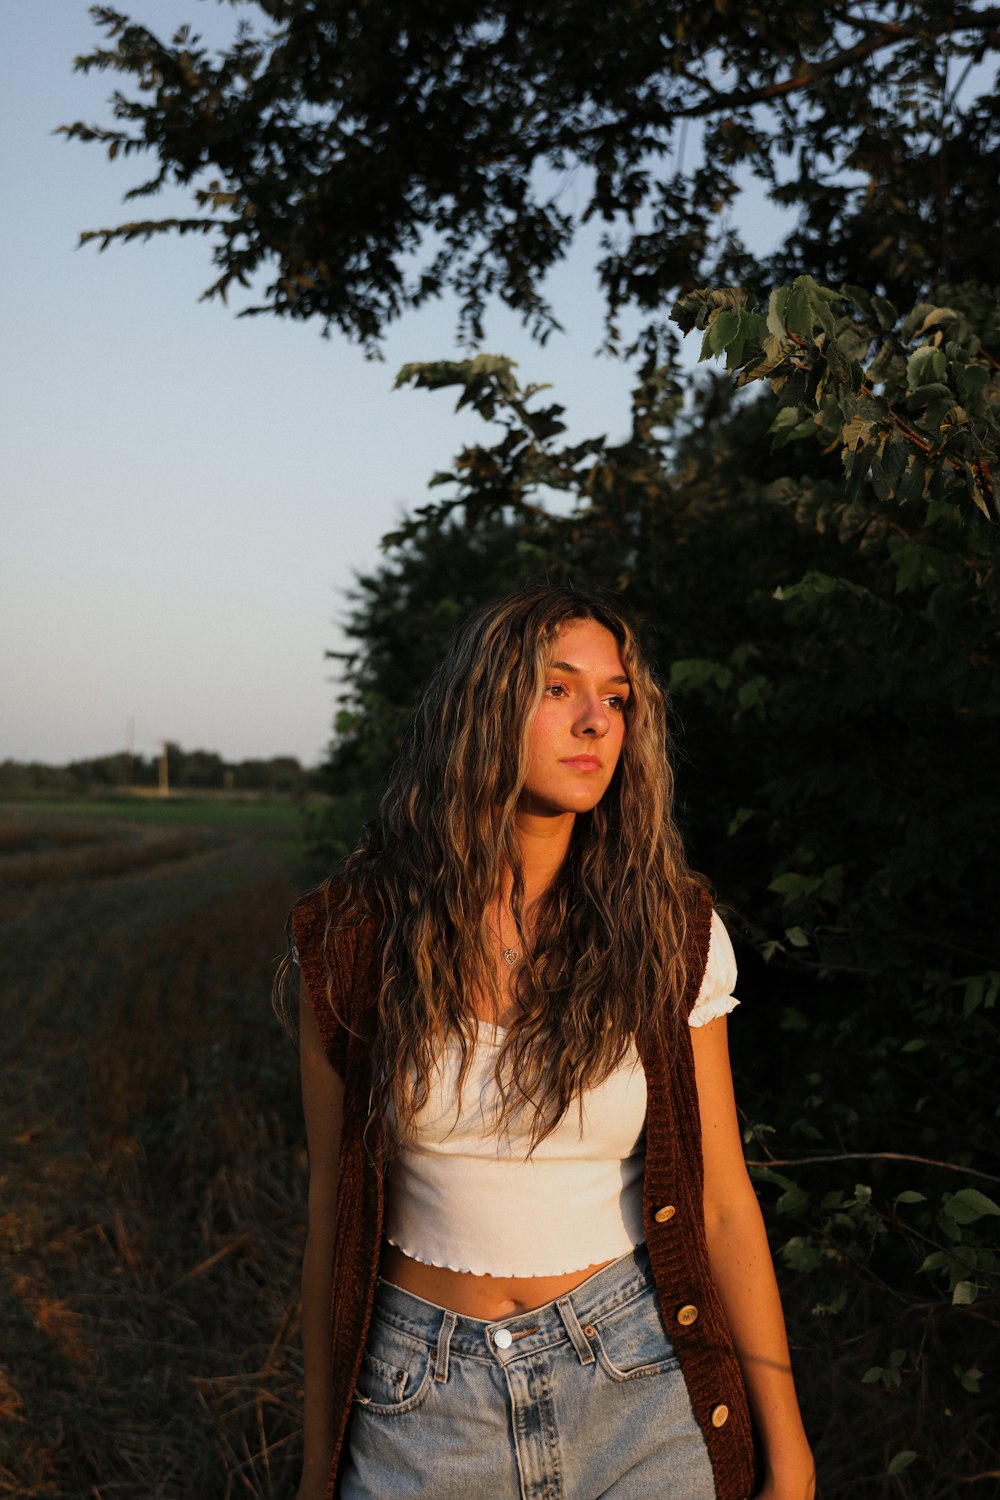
[1,1,774,768]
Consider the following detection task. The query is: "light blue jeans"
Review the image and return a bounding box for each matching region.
[340,1242,716,1499]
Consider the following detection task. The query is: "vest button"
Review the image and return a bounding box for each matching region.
[711,1403,729,1427]
[654,1204,677,1224]
[676,1303,699,1326]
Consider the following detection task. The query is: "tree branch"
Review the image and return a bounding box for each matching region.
[555,8,1000,147]
[746,1151,1000,1186]
[681,10,1000,118]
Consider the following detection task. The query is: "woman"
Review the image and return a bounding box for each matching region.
[278,584,815,1500]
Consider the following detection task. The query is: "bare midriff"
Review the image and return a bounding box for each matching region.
[380,1241,615,1320]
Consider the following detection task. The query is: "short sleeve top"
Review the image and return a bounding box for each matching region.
[688,909,740,1028]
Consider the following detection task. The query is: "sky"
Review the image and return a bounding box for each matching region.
[1,1,776,769]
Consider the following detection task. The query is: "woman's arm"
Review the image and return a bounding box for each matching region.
[297,973,345,1500]
[690,1015,816,1500]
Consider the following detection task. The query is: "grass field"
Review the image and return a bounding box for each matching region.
[0,796,309,829]
[0,801,316,1499]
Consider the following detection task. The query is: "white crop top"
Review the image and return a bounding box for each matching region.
[384,911,739,1276]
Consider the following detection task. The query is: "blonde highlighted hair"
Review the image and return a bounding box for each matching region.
[279,583,705,1152]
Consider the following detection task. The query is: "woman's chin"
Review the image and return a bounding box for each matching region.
[517,787,608,818]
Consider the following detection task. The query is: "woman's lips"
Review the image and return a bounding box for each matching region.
[561,755,601,770]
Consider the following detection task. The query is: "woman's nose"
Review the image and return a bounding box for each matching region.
[576,695,609,736]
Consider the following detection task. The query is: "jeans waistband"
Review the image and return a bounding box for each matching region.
[372,1241,654,1367]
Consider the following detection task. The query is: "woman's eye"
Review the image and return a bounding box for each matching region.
[545,683,568,698]
[606,695,628,711]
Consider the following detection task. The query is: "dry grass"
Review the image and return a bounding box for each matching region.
[0,807,310,1499]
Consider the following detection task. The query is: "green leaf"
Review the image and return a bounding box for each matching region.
[943,1188,1000,1224]
[781,1235,823,1272]
[905,380,953,409]
[725,308,767,369]
[776,1185,809,1216]
[767,285,790,339]
[911,304,959,338]
[785,926,809,948]
[952,1280,978,1305]
[839,414,873,452]
[737,675,772,710]
[937,1209,965,1243]
[768,871,823,900]
[702,310,740,359]
[918,1251,949,1273]
[872,295,898,330]
[963,975,985,1017]
[906,345,948,392]
[668,658,733,693]
[784,280,816,338]
[956,1364,983,1394]
[769,405,816,446]
[895,1191,927,1205]
[887,1451,917,1476]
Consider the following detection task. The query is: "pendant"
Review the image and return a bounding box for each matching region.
[501,945,520,967]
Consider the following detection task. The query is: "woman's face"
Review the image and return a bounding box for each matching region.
[518,618,630,818]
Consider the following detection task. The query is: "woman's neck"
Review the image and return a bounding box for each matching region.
[511,808,575,904]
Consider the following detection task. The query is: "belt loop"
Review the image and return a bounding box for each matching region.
[434,1310,458,1383]
[556,1294,596,1366]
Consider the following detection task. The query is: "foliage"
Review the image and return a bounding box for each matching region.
[316,353,1000,1492]
[61,3,1000,354]
[673,276,999,519]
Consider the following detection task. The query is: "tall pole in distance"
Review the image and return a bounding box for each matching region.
[159,740,170,798]
[125,716,134,788]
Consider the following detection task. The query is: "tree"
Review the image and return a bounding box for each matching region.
[63,3,1000,354]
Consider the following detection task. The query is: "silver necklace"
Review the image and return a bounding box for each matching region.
[496,898,521,966]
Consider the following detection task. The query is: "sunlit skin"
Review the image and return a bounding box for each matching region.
[518,618,630,818]
[380,619,631,1317]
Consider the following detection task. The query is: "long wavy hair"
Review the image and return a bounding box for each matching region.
[280,583,705,1154]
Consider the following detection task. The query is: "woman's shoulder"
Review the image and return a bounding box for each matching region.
[288,879,380,1065]
[680,879,715,965]
[289,877,376,971]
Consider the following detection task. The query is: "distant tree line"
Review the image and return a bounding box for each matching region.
[0,744,323,796]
